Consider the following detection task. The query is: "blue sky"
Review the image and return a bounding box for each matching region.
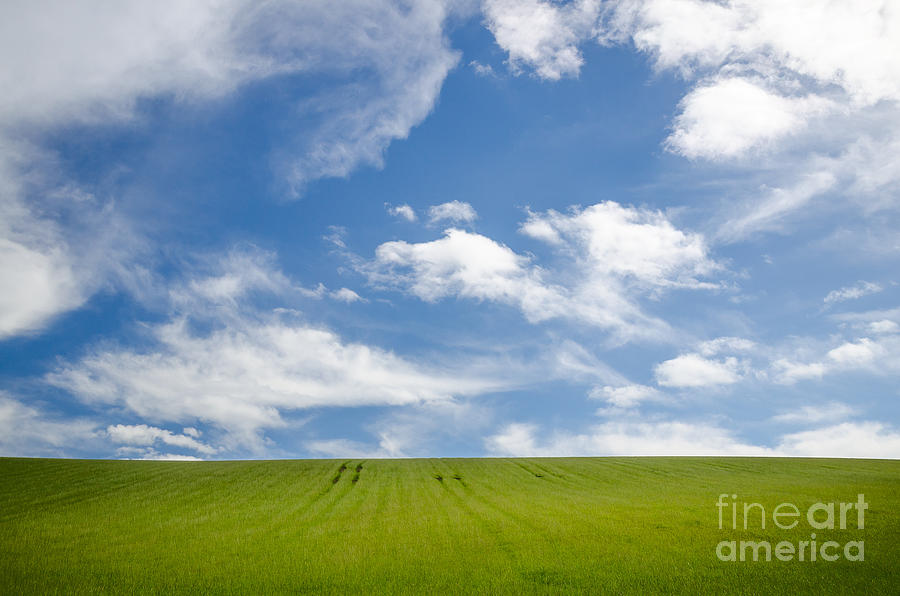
[2,0,900,460]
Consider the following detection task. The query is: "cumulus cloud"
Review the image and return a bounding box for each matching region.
[482,0,601,80]
[520,202,721,290]
[387,203,417,222]
[365,202,723,343]
[771,359,827,385]
[655,353,741,387]
[427,200,478,225]
[106,423,217,455]
[0,236,86,338]
[771,334,899,385]
[485,1,900,236]
[667,78,833,160]
[827,338,882,367]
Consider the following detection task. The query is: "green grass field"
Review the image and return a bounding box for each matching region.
[1,457,898,594]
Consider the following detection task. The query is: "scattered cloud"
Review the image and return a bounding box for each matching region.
[771,334,899,385]
[590,384,660,408]
[772,402,856,425]
[427,200,478,225]
[331,287,364,303]
[520,202,722,290]
[484,1,900,237]
[667,77,833,160]
[775,422,900,459]
[824,281,883,305]
[655,353,741,388]
[482,0,601,80]
[486,418,900,459]
[771,359,827,385]
[869,320,900,335]
[308,400,494,458]
[485,420,771,457]
[365,202,724,343]
[469,60,496,77]
[106,423,217,455]
[46,250,510,452]
[0,394,99,457]
[387,203,417,222]
[697,336,756,357]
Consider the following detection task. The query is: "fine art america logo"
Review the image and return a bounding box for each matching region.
[715,494,867,562]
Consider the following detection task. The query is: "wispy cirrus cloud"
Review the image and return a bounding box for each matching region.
[0,0,463,341]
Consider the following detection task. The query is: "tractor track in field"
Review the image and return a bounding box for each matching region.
[298,460,370,523]
[431,460,563,570]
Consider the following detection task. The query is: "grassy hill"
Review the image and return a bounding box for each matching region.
[1,457,898,594]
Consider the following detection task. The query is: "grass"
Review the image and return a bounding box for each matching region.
[1,457,898,594]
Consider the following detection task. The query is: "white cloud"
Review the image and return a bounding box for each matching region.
[715,170,838,242]
[138,452,204,462]
[485,420,771,456]
[604,0,900,106]
[827,338,881,367]
[0,394,99,457]
[308,399,494,458]
[0,1,464,341]
[776,422,900,459]
[869,320,900,334]
[0,1,460,192]
[0,1,255,128]
[824,281,883,305]
[668,77,833,160]
[365,202,723,343]
[482,0,601,80]
[106,423,217,455]
[654,353,741,387]
[0,236,85,338]
[0,141,144,339]
[520,202,721,290]
[469,60,496,77]
[486,418,900,458]
[590,384,660,408]
[697,336,756,357]
[485,1,900,236]
[427,200,478,225]
[772,402,856,425]
[47,251,508,451]
[771,359,827,385]
[387,203,417,222]
[331,287,364,303]
[305,438,387,459]
[770,333,900,385]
